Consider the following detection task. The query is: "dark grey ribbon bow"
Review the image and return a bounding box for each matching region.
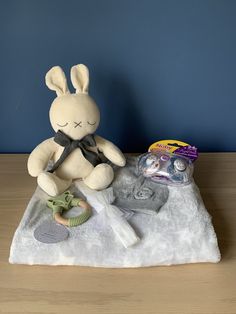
[48,130,102,173]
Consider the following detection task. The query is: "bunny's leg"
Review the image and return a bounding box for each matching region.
[83,163,114,190]
[37,172,72,196]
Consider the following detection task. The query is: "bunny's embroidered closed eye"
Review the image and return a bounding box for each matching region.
[56,122,68,127]
[87,121,96,126]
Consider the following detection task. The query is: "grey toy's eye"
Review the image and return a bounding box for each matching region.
[74,121,82,128]
[56,122,68,127]
[87,121,96,126]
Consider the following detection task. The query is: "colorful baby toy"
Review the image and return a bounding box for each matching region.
[138,140,198,186]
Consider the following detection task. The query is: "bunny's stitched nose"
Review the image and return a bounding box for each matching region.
[74,121,82,128]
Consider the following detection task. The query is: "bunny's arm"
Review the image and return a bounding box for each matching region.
[95,135,126,167]
[27,138,57,177]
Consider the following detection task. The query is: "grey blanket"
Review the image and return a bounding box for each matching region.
[9,156,220,267]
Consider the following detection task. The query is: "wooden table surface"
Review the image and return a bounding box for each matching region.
[0,153,235,314]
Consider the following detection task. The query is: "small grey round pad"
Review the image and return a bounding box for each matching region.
[34,221,69,244]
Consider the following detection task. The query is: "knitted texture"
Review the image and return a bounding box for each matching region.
[68,208,91,227]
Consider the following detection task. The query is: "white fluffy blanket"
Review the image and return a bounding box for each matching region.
[9,157,220,267]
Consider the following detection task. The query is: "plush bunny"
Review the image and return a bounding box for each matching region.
[27,64,126,196]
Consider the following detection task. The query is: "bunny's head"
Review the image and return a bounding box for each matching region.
[46,64,100,140]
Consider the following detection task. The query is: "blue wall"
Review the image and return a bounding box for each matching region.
[1,0,236,153]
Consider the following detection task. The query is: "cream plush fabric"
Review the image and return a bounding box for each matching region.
[9,157,220,267]
[27,64,126,197]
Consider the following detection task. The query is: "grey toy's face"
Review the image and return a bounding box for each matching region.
[49,94,100,140]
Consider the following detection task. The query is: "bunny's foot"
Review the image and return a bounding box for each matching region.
[37,172,72,196]
[83,163,114,190]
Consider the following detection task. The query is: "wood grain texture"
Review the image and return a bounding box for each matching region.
[0,153,235,314]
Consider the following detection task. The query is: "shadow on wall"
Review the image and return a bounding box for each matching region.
[97,75,150,153]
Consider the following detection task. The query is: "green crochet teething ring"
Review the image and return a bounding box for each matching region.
[47,191,92,227]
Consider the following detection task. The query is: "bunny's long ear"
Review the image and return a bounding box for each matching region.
[70,64,89,94]
[45,66,70,96]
